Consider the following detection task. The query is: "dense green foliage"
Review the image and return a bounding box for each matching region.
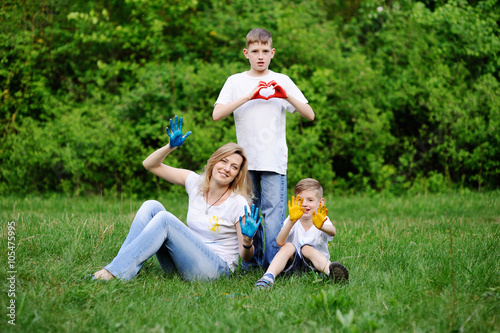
[1,0,499,196]
[1,192,498,331]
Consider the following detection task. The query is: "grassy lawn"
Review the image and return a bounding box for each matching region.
[1,191,499,332]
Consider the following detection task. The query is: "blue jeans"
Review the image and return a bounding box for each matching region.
[105,200,231,281]
[249,171,287,269]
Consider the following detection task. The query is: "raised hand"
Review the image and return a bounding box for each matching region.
[250,81,269,100]
[312,203,328,229]
[288,195,304,223]
[166,116,191,148]
[268,80,287,99]
[239,204,262,239]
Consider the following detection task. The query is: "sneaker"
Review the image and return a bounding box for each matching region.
[255,278,274,291]
[329,262,349,283]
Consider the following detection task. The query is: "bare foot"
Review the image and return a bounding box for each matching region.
[93,268,115,281]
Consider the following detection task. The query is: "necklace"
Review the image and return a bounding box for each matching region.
[205,187,229,215]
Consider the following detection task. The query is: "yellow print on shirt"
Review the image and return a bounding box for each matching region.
[209,216,221,232]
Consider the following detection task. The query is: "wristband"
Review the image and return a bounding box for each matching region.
[242,242,253,249]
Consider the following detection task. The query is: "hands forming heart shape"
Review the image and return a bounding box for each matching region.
[251,80,288,100]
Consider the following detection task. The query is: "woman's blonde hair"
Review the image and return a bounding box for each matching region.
[199,143,253,203]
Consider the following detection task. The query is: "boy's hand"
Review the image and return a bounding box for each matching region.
[312,203,328,229]
[288,195,304,223]
[268,80,287,99]
[250,81,287,100]
[250,81,269,100]
[166,116,191,148]
[239,204,262,239]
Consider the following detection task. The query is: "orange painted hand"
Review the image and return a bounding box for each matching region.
[288,195,304,223]
[312,203,328,229]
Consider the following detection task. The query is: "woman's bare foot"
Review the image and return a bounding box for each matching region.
[93,268,115,281]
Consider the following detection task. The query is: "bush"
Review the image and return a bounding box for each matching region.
[1,0,498,196]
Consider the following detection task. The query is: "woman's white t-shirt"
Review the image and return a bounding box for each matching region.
[185,172,249,272]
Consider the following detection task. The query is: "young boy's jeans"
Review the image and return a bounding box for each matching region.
[249,171,287,269]
[105,200,231,281]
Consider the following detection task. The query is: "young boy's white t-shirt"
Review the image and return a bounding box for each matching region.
[283,216,334,260]
[215,71,308,175]
[184,172,249,272]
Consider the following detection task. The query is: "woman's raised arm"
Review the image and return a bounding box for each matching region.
[143,116,192,186]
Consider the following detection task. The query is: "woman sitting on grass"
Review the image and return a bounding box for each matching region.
[92,116,261,281]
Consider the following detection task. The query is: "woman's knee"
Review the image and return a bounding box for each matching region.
[148,211,188,237]
[141,199,165,211]
[150,210,177,226]
[136,200,167,220]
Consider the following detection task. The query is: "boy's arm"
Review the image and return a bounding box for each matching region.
[213,98,249,121]
[277,196,305,246]
[276,218,294,247]
[312,204,336,237]
[286,95,315,121]
[270,80,314,121]
[212,84,265,121]
[318,222,336,237]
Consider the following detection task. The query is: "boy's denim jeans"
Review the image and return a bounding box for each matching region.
[105,200,231,281]
[249,171,287,269]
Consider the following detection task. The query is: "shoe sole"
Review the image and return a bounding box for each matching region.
[255,278,273,291]
[329,262,349,283]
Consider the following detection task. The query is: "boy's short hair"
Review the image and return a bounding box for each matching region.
[294,178,323,199]
[246,28,273,48]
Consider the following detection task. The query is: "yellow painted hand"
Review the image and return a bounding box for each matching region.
[288,195,304,223]
[312,203,328,229]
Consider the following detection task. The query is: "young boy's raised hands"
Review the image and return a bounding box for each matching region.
[312,203,328,229]
[288,195,305,223]
[250,80,288,100]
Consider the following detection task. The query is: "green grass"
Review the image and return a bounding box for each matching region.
[1,191,499,332]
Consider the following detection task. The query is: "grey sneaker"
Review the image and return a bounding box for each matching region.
[255,278,274,291]
[329,262,349,283]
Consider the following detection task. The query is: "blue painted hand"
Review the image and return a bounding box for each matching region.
[166,116,191,148]
[239,204,262,239]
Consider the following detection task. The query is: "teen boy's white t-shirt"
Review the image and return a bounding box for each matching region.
[185,172,249,272]
[215,71,308,175]
[283,216,334,260]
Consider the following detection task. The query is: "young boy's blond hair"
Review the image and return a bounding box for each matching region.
[294,178,323,199]
[246,28,273,48]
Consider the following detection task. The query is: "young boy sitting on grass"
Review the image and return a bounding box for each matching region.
[255,178,348,290]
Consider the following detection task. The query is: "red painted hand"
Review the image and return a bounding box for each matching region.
[250,81,288,100]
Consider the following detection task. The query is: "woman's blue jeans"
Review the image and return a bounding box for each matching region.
[105,200,231,281]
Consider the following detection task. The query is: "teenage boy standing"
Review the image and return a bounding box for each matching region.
[213,28,314,268]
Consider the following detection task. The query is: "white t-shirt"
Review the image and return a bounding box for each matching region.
[185,172,249,272]
[284,216,334,260]
[215,71,308,175]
